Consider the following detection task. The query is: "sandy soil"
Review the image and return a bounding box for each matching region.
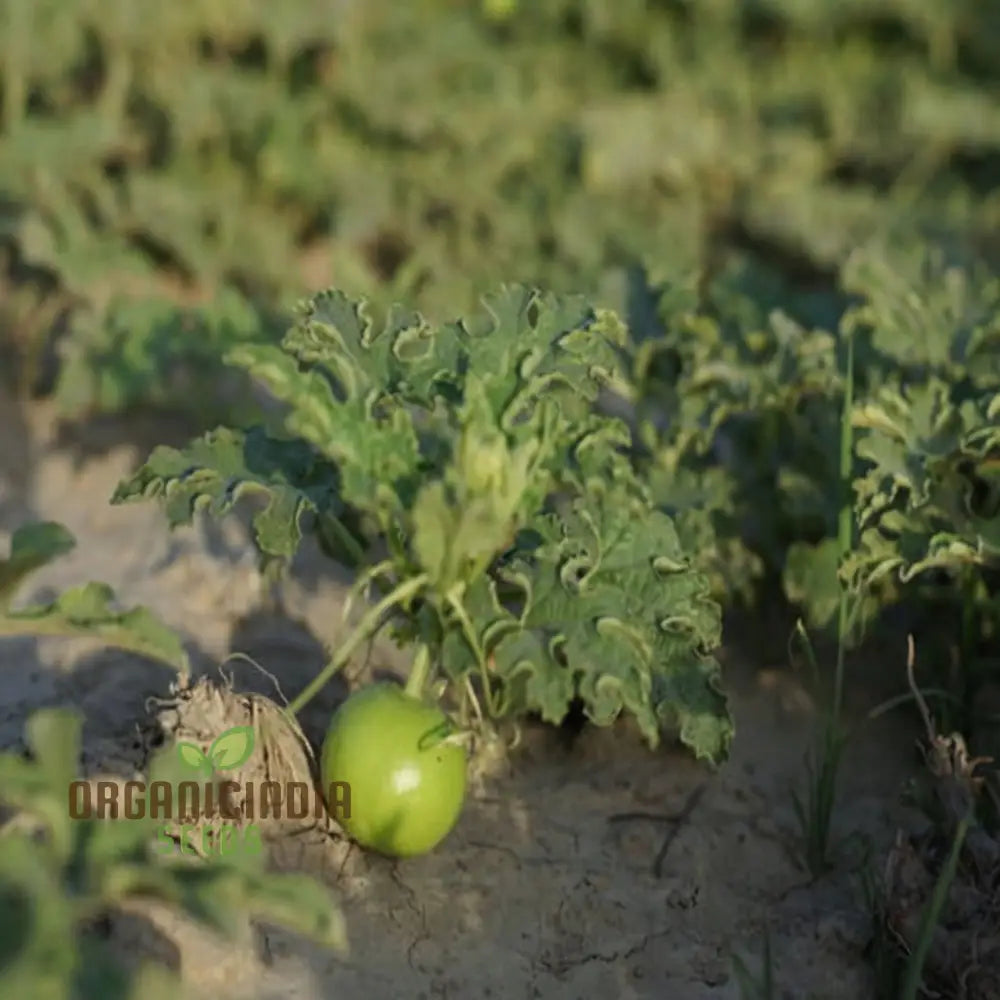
[0,393,922,1000]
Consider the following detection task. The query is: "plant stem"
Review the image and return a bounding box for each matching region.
[446,589,499,716]
[404,644,432,699]
[794,324,857,876]
[900,812,970,1000]
[0,611,190,681]
[318,513,368,569]
[287,573,429,715]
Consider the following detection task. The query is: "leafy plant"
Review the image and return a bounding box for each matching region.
[790,317,857,877]
[0,520,189,678]
[53,289,282,422]
[620,244,1000,655]
[628,259,849,606]
[114,285,732,765]
[789,260,1000,875]
[783,250,1000,632]
[0,706,345,1000]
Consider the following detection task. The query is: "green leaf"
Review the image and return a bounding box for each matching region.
[410,376,555,592]
[0,707,83,862]
[0,520,189,679]
[234,869,347,950]
[849,378,1000,591]
[23,708,82,804]
[0,835,78,999]
[842,247,1000,385]
[0,582,189,678]
[225,292,425,525]
[442,483,732,763]
[221,285,629,550]
[112,425,343,574]
[55,288,277,420]
[783,538,842,630]
[0,521,76,606]
[118,285,634,589]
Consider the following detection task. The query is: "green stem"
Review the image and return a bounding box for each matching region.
[404,644,431,699]
[0,612,190,681]
[318,513,368,569]
[287,573,428,716]
[900,813,970,1000]
[447,590,498,716]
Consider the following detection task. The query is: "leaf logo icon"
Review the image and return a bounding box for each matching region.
[177,742,212,775]
[208,725,255,771]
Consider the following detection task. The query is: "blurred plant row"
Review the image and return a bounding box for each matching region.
[2,0,997,403]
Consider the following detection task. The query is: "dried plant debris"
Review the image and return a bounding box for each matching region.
[144,671,344,858]
[880,637,1000,998]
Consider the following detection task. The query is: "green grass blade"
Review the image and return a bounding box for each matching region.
[900,813,970,1000]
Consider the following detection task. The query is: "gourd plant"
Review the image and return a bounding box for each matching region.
[113,285,733,854]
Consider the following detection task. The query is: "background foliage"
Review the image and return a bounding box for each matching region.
[2,2,1000,991]
[3,0,998,402]
[1,0,999,720]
